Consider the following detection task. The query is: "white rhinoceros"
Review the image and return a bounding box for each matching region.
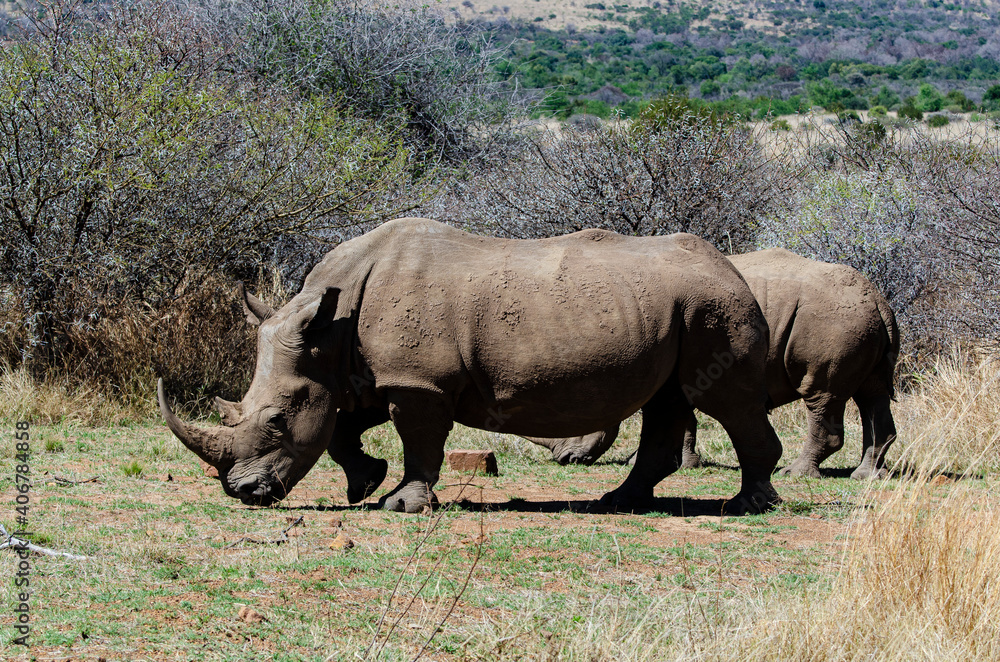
[160,218,783,513]
[523,249,900,480]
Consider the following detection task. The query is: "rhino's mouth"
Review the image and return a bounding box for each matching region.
[228,474,286,507]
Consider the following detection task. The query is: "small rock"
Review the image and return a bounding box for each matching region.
[328,530,354,551]
[930,474,953,486]
[446,450,499,475]
[200,460,219,479]
[238,606,267,623]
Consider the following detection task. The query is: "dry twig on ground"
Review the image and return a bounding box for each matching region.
[227,515,306,548]
[0,522,88,560]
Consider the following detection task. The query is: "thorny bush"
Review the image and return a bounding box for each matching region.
[761,117,1000,354]
[0,1,429,399]
[206,0,529,163]
[439,103,799,251]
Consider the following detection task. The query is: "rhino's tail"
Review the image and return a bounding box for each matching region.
[875,295,901,400]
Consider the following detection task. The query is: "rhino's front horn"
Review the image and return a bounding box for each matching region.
[157,379,234,468]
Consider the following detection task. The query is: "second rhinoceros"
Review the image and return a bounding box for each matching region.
[526,249,901,479]
[159,218,783,513]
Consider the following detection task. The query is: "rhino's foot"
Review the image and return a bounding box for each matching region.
[850,465,888,481]
[378,481,439,513]
[552,448,595,466]
[777,461,823,479]
[597,484,654,512]
[680,452,703,470]
[346,457,389,504]
[723,482,781,515]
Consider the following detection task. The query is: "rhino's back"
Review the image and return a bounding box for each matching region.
[314,219,759,434]
[730,248,892,404]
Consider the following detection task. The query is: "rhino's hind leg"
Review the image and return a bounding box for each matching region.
[712,406,783,514]
[627,411,698,469]
[524,424,621,465]
[378,392,452,513]
[327,407,392,504]
[600,386,687,511]
[851,393,896,480]
[779,398,848,478]
[679,409,702,469]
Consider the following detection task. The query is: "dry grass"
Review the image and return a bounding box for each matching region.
[687,352,1000,661]
[892,350,1000,476]
[0,272,290,425]
[458,352,1000,661]
[691,482,1000,661]
[0,365,150,426]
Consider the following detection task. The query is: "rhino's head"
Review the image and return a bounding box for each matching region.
[159,286,344,506]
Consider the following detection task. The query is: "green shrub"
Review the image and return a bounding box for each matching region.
[856,120,887,145]
[838,110,862,124]
[770,119,792,131]
[638,95,728,132]
[122,460,145,477]
[916,84,944,112]
[898,101,924,121]
[927,114,950,128]
[983,85,1000,111]
[870,105,888,117]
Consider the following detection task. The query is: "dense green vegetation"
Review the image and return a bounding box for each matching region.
[490,0,1000,118]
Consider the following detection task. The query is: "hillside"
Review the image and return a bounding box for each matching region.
[444,0,1000,118]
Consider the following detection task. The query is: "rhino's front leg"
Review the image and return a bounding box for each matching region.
[378,391,453,513]
[327,407,391,504]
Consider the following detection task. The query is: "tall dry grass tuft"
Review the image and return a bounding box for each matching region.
[692,352,1000,661]
[0,365,146,426]
[0,274,288,424]
[894,349,1000,476]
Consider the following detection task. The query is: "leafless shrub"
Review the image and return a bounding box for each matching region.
[209,0,528,162]
[0,1,428,392]
[915,131,1000,346]
[441,114,799,252]
[763,119,1000,352]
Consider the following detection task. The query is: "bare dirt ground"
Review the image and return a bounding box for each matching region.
[0,417,891,661]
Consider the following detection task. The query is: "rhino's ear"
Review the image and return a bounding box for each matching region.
[238,282,276,326]
[214,397,243,426]
[299,287,341,333]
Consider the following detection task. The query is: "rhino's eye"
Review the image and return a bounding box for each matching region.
[267,412,288,433]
